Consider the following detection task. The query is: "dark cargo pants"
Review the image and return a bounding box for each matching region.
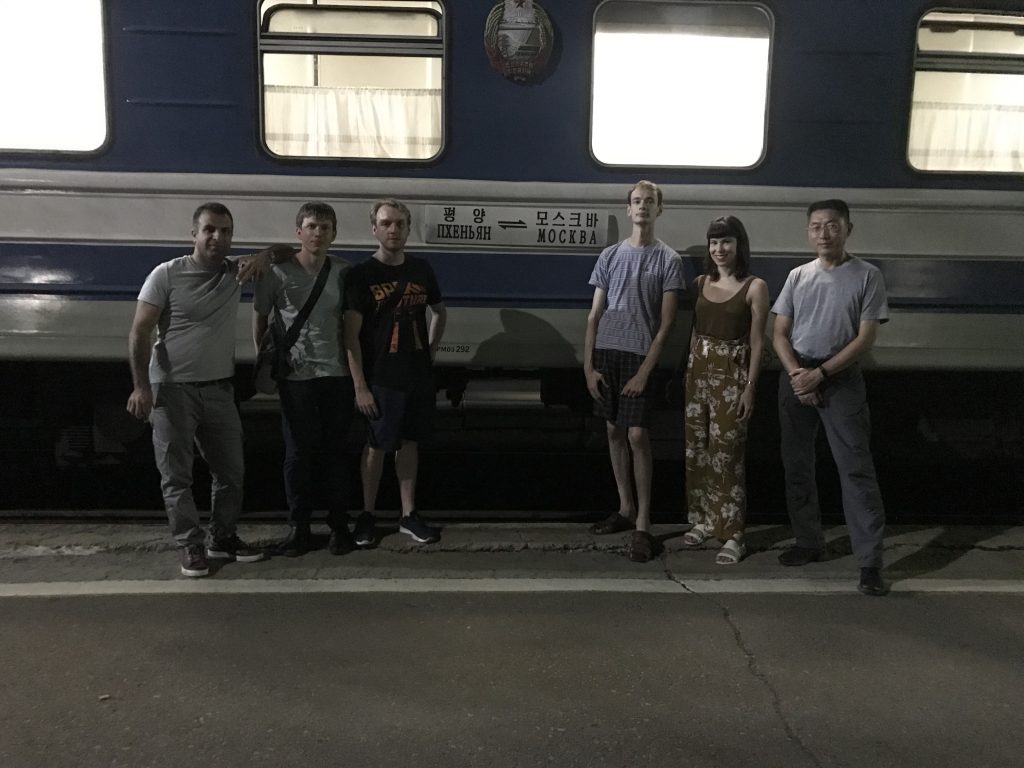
[778,364,885,568]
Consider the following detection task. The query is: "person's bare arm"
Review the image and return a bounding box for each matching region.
[737,278,769,422]
[583,288,607,402]
[789,320,879,397]
[772,312,820,406]
[428,302,447,360]
[252,310,268,352]
[126,301,162,420]
[344,309,377,419]
[236,244,297,283]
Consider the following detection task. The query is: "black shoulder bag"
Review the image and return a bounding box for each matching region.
[252,258,332,395]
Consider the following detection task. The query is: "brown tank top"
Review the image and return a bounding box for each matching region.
[693,276,753,342]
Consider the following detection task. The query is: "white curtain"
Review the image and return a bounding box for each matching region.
[265,85,442,159]
[909,101,1024,172]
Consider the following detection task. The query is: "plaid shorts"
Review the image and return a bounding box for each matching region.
[592,348,655,428]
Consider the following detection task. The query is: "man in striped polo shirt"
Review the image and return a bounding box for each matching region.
[583,180,684,562]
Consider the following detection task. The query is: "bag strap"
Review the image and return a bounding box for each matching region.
[280,257,332,352]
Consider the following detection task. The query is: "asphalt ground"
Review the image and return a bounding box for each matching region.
[1,521,1023,768]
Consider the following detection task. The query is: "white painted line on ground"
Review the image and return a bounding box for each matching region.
[886,579,1024,593]
[0,577,1023,598]
[685,578,1024,594]
[0,578,683,597]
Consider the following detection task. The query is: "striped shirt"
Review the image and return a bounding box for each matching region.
[589,239,684,356]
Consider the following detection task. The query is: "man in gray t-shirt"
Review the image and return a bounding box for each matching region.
[252,202,358,557]
[771,199,890,596]
[127,203,264,578]
[583,180,683,563]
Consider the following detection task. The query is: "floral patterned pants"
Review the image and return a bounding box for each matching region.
[684,334,750,541]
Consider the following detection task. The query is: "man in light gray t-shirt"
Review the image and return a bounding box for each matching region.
[771,198,890,597]
[141,253,239,384]
[127,202,264,578]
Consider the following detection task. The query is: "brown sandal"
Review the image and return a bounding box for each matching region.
[628,530,657,563]
[589,513,634,535]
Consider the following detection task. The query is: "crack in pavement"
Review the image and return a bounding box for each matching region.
[662,560,825,768]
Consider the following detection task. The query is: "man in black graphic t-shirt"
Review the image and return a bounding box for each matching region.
[344,199,447,545]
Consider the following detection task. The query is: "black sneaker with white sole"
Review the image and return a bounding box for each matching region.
[180,544,209,578]
[207,535,266,563]
[353,512,377,548]
[399,511,440,544]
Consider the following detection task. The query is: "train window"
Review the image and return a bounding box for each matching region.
[909,11,1024,173]
[0,0,107,152]
[259,0,444,161]
[591,2,771,167]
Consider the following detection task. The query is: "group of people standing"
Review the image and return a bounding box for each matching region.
[127,199,446,579]
[586,181,889,596]
[250,200,446,561]
[126,181,890,597]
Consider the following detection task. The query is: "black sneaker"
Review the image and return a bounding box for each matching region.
[353,512,377,549]
[778,546,825,567]
[273,525,311,558]
[207,535,266,563]
[328,526,356,556]
[180,544,209,578]
[858,567,889,597]
[399,511,440,544]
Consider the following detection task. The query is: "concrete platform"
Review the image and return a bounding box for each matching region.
[0,520,1021,591]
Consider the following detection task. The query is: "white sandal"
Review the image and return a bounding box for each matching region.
[715,538,746,565]
[683,523,712,547]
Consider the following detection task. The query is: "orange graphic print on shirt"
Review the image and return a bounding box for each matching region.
[370,281,429,352]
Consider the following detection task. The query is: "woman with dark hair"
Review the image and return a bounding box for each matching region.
[682,216,769,564]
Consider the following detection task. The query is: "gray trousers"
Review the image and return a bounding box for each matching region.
[150,380,244,547]
[778,365,885,568]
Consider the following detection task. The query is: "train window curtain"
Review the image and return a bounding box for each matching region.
[259,0,444,161]
[264,82,441,159]
[909,11,1024,173]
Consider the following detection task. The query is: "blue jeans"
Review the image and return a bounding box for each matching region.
[279,376,355,528]
[150,380,244,547]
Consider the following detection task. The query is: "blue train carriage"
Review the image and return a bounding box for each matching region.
[0,0,1022,468]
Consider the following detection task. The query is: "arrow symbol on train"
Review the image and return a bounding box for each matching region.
[498,219,527,229]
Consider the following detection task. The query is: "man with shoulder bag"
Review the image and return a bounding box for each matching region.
[252,202,357,557]
[252,261,326,394]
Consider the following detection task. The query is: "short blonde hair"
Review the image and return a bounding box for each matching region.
[369,198,411,227]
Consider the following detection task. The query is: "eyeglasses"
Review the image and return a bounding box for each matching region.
[808,222,843,235]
